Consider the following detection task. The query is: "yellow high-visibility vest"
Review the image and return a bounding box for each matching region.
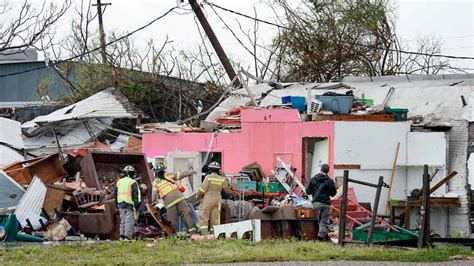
[117,176,140,204]
[155,175,179,199]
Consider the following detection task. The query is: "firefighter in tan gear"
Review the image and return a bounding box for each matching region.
[198,161,228,234]
[154,163,198,234]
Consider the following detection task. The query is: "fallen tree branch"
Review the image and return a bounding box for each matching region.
[177,74,240,124]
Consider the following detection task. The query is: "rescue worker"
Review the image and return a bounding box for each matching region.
[154,163,198,234]
[197,161,228,234]
[114,165,141,240]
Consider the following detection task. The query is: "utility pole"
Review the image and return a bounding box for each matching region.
[189,0,241,87]
[92,0,111,64]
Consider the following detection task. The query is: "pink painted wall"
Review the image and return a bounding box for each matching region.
[143,109,335,180]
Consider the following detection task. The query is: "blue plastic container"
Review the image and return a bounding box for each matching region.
[281,96,306,112]
[281,96,292,104]
[315,95,354,114]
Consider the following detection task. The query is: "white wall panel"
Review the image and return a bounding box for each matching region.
[334,122,410,168]
[407,132,446,166]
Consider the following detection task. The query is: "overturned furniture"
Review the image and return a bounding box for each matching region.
[80,151,154,198]
[2,154,67,185]
[59,202,119,239]
[73,188,107,209]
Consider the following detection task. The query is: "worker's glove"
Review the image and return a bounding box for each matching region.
[197,190,203,200]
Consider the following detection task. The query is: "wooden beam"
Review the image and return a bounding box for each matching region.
[418,165,431,248]
[334,164,361,169]
[313,114,395,122]
[338,170,349,246]
[385,142,400,215]
[429,171,457,195]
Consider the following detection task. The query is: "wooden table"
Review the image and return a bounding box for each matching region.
[390,197,460,229]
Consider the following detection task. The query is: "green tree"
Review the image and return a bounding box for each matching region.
[272,0,401,82]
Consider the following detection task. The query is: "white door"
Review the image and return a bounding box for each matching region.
[166,151,202,198]
[311,138,329,177]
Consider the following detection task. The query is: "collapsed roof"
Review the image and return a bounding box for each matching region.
[23,87,143,127]
[207,74,474,126]
[21,88,144,156]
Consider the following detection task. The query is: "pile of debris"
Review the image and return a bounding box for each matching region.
[0,88,164,242]
[0,86,466,250]
[0,150,165,242]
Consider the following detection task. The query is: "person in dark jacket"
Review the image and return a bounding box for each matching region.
[305,164,337,241]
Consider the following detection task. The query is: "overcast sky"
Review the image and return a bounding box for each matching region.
[30,0,474,73]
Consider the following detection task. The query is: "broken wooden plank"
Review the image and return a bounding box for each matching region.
[429,171,458,195]
[334,164,361,170]
[385,142,400,215]
[43,185,66,218]
[3,154,67,185]
[146,202,175,236]
[312,114,395,122]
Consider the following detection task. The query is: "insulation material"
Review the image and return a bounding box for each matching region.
[14,176,47,228]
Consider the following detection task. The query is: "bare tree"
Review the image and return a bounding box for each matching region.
[397,36,465,75]
[0,0,70,55]
[50,0,226,124]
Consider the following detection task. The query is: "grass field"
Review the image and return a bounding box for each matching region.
[0,239,472,265]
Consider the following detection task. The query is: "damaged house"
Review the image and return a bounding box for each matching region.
[21,87,144,157]
[142,74,474,237]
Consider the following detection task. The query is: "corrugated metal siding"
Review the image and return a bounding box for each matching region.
[23,118,113,156]
[0,61,70,101]
[25,88,143,125]
[447,119,470,235]
[14,176,47,227]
